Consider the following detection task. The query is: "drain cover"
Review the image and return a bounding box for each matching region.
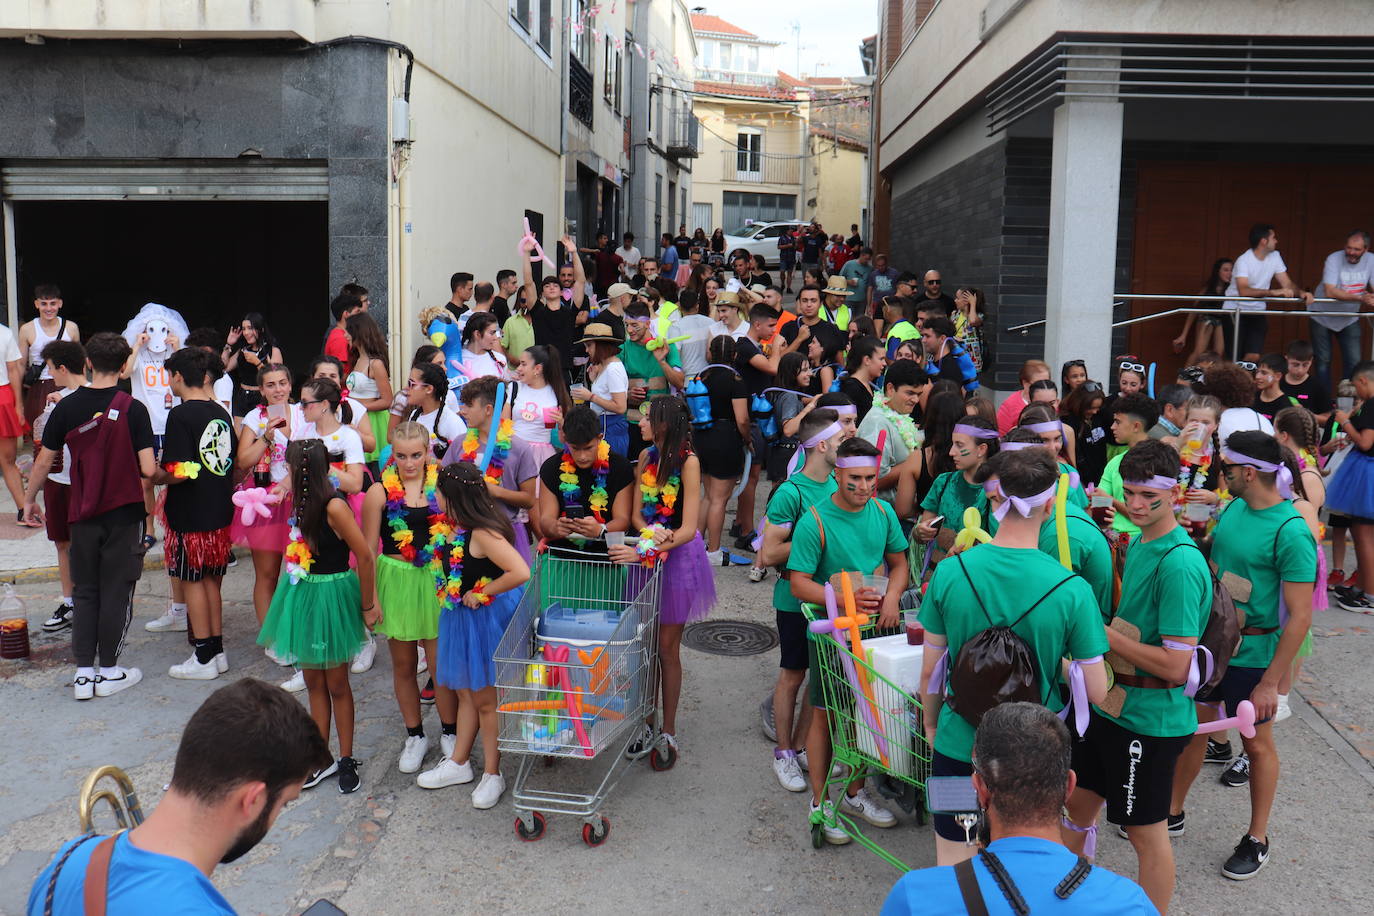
[682,619,778,657]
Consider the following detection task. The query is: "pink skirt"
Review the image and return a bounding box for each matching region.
[230,487,292,553]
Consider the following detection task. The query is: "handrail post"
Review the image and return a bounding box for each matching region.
[1231,310,1242,363]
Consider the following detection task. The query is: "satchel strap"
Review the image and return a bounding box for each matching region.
[42,834,97,916]
[953,858,990,916]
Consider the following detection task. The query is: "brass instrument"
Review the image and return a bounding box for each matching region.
[77,765,146,832]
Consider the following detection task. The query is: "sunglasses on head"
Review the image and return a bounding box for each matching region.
[1119,361,1145,373]
[1237,360,1258,372]
[1081,380,1104,392]
[1063,359,1085,369]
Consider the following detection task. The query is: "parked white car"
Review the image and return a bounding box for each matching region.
[721,220,809,270]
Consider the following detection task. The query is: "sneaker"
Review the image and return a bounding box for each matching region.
[168,654,219,680]
[264,646,294,666]
[1222,833,1270,880]
[419,677,436,705]
[440,733,456,760]
[280,670,306,693]
[733,532,757,552]
[760,696,777,742]
[625,723,656,757]
[1275,694,1291,723]
[43,603,75,632]
[94,667,143,697]
[337,757,361,794]
[226,552,238,568]
[1117,812,1185,839]
[809,799,851,845]
[303,760,339,789]
[471,772,505,809]
[1221,753,1250,787]
[1335,588,1374,613]
[350,635,377,674]
[416,647,428,675]
[417,757,474,789]
[728,523,742,540]
[398,735,429,773]
[214,652,228,674]
[1329,569,1346,592]
[842,787,897,828]
[1204,738,1234,765]
[747,566,768,582]
[705,549,722,566]
[1347,569,1362,588]
[144,608,187,632]
[772,749,806,792]
[72,672,95,701]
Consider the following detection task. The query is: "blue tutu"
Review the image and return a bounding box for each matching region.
[436,585,524,691]
[1326,449,1374,521]
[660,533,716,626]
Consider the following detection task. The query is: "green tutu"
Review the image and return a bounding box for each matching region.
[365,409,390,462]
[1297,626,1313,659]
[257,571,367,669]
[375,554,441,642]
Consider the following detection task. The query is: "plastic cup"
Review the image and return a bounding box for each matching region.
[605,531,625,546]
[904,610,924,646]
[1338,396,1355,413]
[1184,502,1211,523]
[1090,492,1112,525]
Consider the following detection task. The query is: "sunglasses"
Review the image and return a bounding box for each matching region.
[300,398,324,407]
[1081,380,1104,392]
[1237,360,1258,371]
[1118,361,1145,373]
[925,279,941,286]
[1062,359,1085,369]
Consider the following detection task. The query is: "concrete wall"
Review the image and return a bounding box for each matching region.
[691,97,807,229]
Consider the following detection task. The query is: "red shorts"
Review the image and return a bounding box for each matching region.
[165,526,232,581]
[0,385,23,437]
[43,480,71,543]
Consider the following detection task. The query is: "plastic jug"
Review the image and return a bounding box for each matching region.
[0,584,30,660]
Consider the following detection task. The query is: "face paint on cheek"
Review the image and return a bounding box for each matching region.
[957,448,971,458]
[844,480,860,492]
[1148,497,1164,512]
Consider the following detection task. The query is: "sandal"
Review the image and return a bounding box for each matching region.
[16,509,41,528]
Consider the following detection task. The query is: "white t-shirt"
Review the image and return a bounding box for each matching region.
[41,385,81,485]
[212,374,234,415]
[295,421,366,465]
[1225,248,1288,313]
[0,324,20,386]
[460,349,508,382]
[615,246,641,278]
[589,360,629,417]
[130,350,177,435]
[411,406,467,447]
[1218,406,1275,444]
[246,403,306,482]
[671,313,714,377]
[1315,250,1374,332]
[511,382,559,444]
[707,319,749,342]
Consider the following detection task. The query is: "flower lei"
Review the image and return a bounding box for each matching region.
[872,392,920,451]
[637,523,672,565]
[428,521,492,608]
[640,447,681,524]
[558,439,610,523]
[164,461,201,480]
[284,521,314,585]
[381,464,444,567]
[459,418,514,485]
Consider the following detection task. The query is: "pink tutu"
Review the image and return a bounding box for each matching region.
[230,488,292,553]
[660,533,716,626]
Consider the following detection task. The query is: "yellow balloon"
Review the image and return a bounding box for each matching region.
[952,506,992,553]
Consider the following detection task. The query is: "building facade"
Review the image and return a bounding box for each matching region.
[874,0,1374,389]
[807,78,871,243]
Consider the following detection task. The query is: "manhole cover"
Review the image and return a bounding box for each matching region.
[682,619,778,657]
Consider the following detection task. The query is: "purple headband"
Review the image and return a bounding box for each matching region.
[834,456,880,469]
[1220,447,1294,499]
[1123,475,1178,492]
[998,440,1042,451]
[785,421,844,477]
[1022,420,1063,435]
[832,404,858,417]
[953,423,999,440]
[986,479,1058,522]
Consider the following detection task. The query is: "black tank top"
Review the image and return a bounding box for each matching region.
[381,504,434,558]
[459,544,504,594]
[310,494,353,574]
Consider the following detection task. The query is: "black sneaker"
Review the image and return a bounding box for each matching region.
[1220,752,1250,787]
[42,603,75,632]
[1222,833,1269,880]
[337,757,360,794]
[303,760,339,789]
[733,532,757,552]
[1204,738,1234,765]
[1335,587,1374,613]
[728,523,742,540]
[1167,811,1185,836]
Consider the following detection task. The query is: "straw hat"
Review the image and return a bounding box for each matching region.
[714,290,741,307]
[822,277,851,297]
[577,322,623,345]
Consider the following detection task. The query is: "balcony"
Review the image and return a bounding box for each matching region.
[569,54,594,128]
[664,112,700,159]
[722,150,799,185]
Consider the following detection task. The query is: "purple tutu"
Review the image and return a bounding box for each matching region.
[230,487,291,553]
[659,533,716,625]
[513,517,533,566]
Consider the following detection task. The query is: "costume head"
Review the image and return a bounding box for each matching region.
[122,302,190,358]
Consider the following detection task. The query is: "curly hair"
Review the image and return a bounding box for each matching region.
[1198,363,1257,409]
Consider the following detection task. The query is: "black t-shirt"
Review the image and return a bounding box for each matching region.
[538,450,636,549]
[733,337,772,396]
[839,376,875,422]
[42,386,156,525]
[702,366,747,426]
[450,301,512,328]
[530,302,583,366]
[847,233,862,248]
[674,235,692,259]
[780,317,846,357]
[919,292,957,314]
[1280,374,1331,415]
[597,311,627,347]
[493,295,522,323]
[162,399,238,533]
[1253,392,1300,423]
[1351,401,1374,455]
[801,233,824,262]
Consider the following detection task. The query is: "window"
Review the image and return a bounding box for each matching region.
[736,130,762,176]
[722,192,797,235]
[570,0,592,67]
[719,42,732,71]
[604,40,622,109]
[654,70,665,138]
[510,0,552,54]
[702,41,714,69]
[747,45,760,73]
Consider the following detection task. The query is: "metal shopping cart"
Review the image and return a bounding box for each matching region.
[804,572,932,870]
[493,544,668,846]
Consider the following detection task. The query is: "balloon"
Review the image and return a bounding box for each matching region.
[952,506,992,553]
[231,487,281,527]
[519,217,556,271]
[1195,700,1258,739]
[807,573,889,766]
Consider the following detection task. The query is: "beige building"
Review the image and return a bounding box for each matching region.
[807,77,871,241]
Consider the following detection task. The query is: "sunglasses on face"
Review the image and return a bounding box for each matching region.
[1237,361,1258,372]
[300,399,324,407]
[1119,361,1145,373]
[926,279,941,286]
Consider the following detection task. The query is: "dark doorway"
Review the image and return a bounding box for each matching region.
[12,200,329,374]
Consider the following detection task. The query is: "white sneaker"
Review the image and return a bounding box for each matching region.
[350,635,377,674]
[748,566,768,583]
[94,667,143,697]
[842,787,897,828]
[772,751,806,792]
[169,654,220,680]
[73,672,96,701]
[398,734,429,773]
[760,696,777,742]
[214,652,228,674]
[264,646,294,667]
[440,733,456,760]
[280,670,306,692]
[144,609,187,632]
[471,772,505,809]
[417,757,474,789]
[1275,694,1291,723]
[705,549,722,567]
[810,799,851,845]
[303,760,338,789]
[416,646,428,674]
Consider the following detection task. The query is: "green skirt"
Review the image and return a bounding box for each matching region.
[1297,626,1314,659]
[375,554,441,642]
[257,570,366,669]
[365,409,390,462]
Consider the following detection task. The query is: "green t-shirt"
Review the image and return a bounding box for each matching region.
[767,472,838,613]
[787,496,907,594]
[619,340,681,395]
[502,313,535,363]
[1212,499,1316,669]
[920,544,1108,763]
[1097,525,1212,737]
[1038,502,1114,622]
[1097,453,1140,536]
[921,470,989,531]
[1059,462,1089,509]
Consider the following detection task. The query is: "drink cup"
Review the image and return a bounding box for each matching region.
[1184,501,1211,524]
[1338,396,1355,413]
[904,610,924,646]
[1090,492,1112,525]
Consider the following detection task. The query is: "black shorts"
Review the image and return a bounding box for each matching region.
[1072,712,1191,826]
[930,750,977,842]
[777,608,809,671]
[697,426,745,479]
[1197,664,1273,725]
[1329,511,1351,531]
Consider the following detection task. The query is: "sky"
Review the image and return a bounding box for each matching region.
[690,1,876,78]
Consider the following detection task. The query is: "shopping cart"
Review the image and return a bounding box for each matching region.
[493,544,667,846]
[804,573,932,870]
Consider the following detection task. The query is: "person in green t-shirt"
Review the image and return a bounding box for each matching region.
[1170,430,1315,882]
[919,448,1108,867]
[1063,440,1210,915]
[788,437,909,844]
[1098,394,1159,538]
[756,409,846,794]
[916,416,997,562]
[856,359,927,509]
[620,301,683,450]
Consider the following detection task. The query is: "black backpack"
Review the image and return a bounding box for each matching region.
[1158,540,1244,696]
[945,556,1076,728]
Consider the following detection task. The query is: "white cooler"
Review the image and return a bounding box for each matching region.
[856,634,924,778]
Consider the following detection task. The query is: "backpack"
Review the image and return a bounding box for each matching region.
[65,390,146,524]
[751,392,779,442]
[945,556,1077,728]
[1159,541,1243,696]
[685,375,713,430]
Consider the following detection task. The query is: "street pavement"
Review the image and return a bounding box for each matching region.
[2,500,1373,914]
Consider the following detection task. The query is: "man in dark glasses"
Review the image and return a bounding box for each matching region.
[919,269,955,313]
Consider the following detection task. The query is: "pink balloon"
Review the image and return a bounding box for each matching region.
[1194,700,1257,739]
[231,487,279,527]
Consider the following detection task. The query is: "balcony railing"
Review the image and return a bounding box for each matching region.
[664,112,700,159]
[569,54,594,128]
[722,150,800,185]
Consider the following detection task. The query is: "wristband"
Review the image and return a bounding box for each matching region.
[468,578,494,606]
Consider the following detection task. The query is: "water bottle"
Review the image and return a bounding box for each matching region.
[685,376,713,429]
[0,583,29,660]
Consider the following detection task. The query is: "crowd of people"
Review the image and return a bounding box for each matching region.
[8,218,1371,914]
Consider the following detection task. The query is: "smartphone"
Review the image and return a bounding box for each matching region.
[267,402,287,422]
[926,775,979,814]
[301,901,347,916]
[928,515,945,533]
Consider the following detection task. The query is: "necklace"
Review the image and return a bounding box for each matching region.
[284,522,314,585]
[640,447,682,524]
[428,522,492,608]
[459,418,514,484]
[873,392,919,450]
[558,440,610,523]
[381,464,444,567]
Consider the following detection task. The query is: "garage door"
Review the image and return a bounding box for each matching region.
[1,162,329,201]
